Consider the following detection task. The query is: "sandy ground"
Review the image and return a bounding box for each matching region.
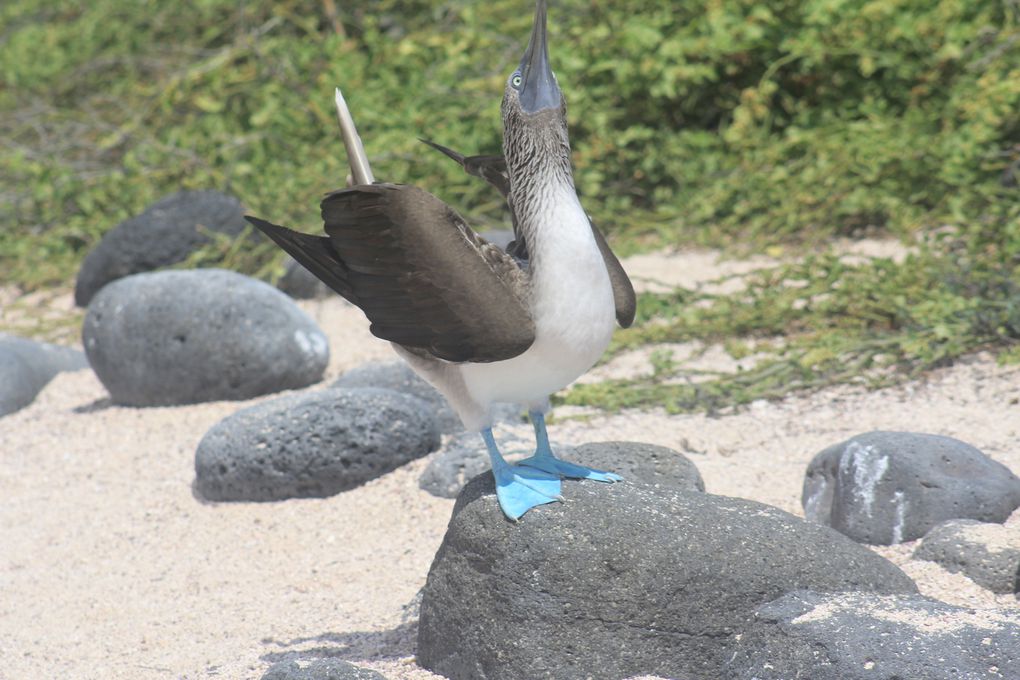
[1,244,1019,680]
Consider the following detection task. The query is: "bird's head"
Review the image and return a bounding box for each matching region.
[501,0,571,186]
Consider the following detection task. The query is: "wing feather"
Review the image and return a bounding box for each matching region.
[248,183,535,363]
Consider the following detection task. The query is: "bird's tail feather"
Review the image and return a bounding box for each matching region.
[334,87,374,185]
[245,215,357,301]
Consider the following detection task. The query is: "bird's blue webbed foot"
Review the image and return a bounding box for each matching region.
[517,410,624,483]
[517,452,624,482]
[483,429,562,520]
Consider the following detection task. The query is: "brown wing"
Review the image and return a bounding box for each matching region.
[247,183,535,363]
[419,139,529,262]
[245,216,356,300]
[590,222,637,327]
[421,141,636,327]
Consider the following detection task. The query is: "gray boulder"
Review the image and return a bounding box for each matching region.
[420,439,705,499]
[914,519,1020,594]
[277,256,331,299]
[195,387,439,501]
[0,334,88,416]
[333,361,520,434]
[83,269,329,406]
[261,659,386,680]
[803,431,1020,545]
[418,476,915,680]
[333,361,460,433]
[727,589,1020,679]
[75,190,250,306]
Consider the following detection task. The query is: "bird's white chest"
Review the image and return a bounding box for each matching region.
[528,204,614,357]
[460,186,615,406]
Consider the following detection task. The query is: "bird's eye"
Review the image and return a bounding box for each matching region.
[511,73,522,89]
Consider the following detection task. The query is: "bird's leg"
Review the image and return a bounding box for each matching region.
[482,428,562,520]
[518,411,624,483]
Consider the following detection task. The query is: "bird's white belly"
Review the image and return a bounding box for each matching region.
[460,300,614,407]
[459,197,615,409]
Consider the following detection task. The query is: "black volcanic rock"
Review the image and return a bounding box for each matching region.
[75,190,250,306]
[803,431,1020,545]
[261,659,387,680]
[195,387,439,501]
[728,589,1020,679]
[914,518,1020,594]
[418,476,915,680]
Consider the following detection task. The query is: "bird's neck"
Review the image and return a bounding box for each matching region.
[504,121,599,281]
[509,154,574,224]
[512,165,599,281]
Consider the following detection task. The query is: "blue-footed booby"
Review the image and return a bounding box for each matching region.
[245,0,636,520]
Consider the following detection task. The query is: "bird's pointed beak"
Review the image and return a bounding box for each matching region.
[518,0,559,114]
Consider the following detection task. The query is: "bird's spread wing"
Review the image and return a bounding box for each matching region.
[247,183,536,363]
[420,139,636,328]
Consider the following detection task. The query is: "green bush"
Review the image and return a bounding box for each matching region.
[2,0,1016,287]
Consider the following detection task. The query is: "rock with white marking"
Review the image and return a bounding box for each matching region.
[83,269,329,406]
[195,387,439,501]
[418,475,915,680]
[74,190,250,306]
[726,590,1020,679]
[802,431,1020,545]
[914,519,1020,594]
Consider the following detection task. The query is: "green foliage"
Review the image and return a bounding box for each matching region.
[563,246,1020,413]
[3,0,1017,285]
[1,0,1018,412]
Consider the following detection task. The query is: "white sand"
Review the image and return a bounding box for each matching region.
[2,245,1018,679]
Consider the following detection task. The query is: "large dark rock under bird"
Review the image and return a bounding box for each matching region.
[420,439,705,500]
[418,473,916,680]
